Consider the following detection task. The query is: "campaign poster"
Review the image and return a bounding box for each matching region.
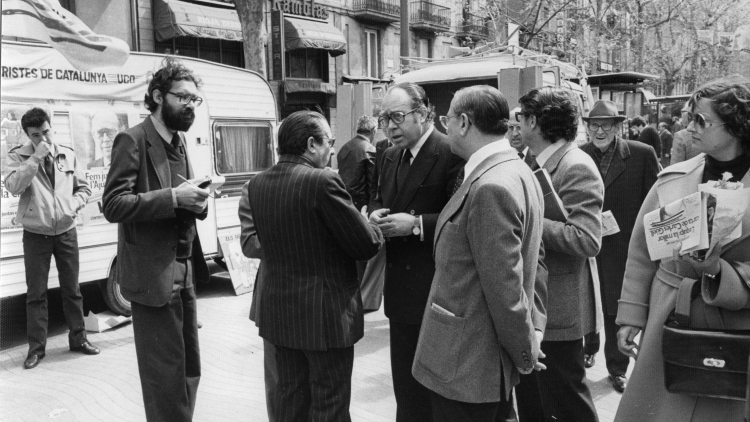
[70,111,129,170]
[218,231,258,296]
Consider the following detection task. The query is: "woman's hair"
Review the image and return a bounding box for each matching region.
[691,75,750,152]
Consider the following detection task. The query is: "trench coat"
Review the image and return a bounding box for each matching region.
[615,154,750,421]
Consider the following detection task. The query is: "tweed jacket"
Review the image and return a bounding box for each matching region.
[242,154,383,351]
[102,116,209,307]
[541,141,604,341]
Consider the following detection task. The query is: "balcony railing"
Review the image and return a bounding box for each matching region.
[457,12,490,39]
[352,0,400,23]
[410,1,451,33]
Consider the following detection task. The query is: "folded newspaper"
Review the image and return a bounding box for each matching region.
[644,174,748,261]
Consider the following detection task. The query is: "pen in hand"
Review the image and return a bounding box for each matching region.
[177,174,214,198]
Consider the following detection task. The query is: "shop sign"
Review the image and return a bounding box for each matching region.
[272,0,330,20]
[284,79,336,94]
[271,9,286,81]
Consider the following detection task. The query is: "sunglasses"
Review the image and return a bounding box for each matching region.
[687,112,725,134]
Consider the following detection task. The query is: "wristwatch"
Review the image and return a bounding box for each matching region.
[412,215,421,236]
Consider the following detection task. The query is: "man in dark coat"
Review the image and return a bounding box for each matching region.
[580,100,659,393]
[631,116,661,159]
[658,122,673,168]
[370,82,464,422]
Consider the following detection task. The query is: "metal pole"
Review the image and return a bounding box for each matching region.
[400,0,409,69]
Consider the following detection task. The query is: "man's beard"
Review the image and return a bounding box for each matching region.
[161,102,195,132]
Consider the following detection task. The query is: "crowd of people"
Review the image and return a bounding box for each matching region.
[3,55,749,422]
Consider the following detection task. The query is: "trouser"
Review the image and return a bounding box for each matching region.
[23,229,86,356]
[430,386,516,422]
[516,338,599,422]
[268,343,354,422]
[360,246,385,311]
[583,314,629,377]
[389,320,432,422]
[131,259,200,422]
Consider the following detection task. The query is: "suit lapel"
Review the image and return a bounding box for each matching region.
[391,131,440,211]
[144,116,170,189]
[604,138,630,188]
[381,150,399,206]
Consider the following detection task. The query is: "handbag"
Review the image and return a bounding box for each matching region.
[662,262,750,401]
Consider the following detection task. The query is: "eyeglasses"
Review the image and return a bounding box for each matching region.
[95,128,118,139]
[379,107,420,128]
[515,111,530,122]
[438,114,458,130]
[687,112,724,134]
[167,91,203,107]
[587,122,614,132]
[320,136,336,147]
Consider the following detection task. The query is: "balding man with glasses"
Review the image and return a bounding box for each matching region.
[369,82,463,422]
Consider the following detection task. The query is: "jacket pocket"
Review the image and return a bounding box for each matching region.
[546,273,581,329]
[415,305,466,383]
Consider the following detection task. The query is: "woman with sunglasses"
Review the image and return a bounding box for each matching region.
[613,76,750,421]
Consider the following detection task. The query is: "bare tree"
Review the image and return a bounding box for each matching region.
[235,0,266,77]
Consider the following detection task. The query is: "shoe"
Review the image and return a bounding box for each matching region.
[610,374,627,393]
[584,354,596,368]
[23,354,44,369]
[70,341,100,355]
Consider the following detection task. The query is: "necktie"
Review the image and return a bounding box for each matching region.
[44,155,55,186]
[518,151,524,160]
[451,168,465,197]
[172,132,182,152]
[397,149,412,191]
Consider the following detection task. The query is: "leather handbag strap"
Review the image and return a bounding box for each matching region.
[675,277,699,326]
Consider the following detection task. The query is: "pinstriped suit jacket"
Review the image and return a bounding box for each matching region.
[243,154,383,351]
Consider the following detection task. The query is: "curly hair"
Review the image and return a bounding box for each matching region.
[691,75,750,153]
[144,57,203,112]
[355,114,378,134]
[630,116,647,128]
[388,82,436,121]
[277,111,328,156]
[519,87,579,142]
[21,107,51,135]
[451,85,509,136]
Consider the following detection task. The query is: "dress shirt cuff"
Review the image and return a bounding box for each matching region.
[419,215,424,241]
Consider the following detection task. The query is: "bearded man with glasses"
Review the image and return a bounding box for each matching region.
[369,82,463,422]
[579,100,660,395]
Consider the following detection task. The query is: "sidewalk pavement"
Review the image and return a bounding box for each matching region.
[0,278,627,421]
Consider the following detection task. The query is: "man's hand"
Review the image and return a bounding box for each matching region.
[369,208,389,224]
[617,325,641,359]
[377,212,414,237]
[174,182,209,213]
[33,141,51,159]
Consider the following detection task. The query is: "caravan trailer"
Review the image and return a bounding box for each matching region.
[1,40,278,315]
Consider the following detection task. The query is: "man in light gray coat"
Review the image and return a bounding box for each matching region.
[514,87,604,422]
[412,85,545,422]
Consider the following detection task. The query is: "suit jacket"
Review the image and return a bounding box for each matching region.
[581,139,659,315]
[102,116,209,307]
[541,141,604,341]
[371,128,464,324]
[337,134,376,211]
[638,126,661,158]
[412,149,542,403]
[242,154,382,350]
[368,138,391,211]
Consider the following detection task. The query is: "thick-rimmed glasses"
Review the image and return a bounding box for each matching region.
[167,91,203,107]
[438,114,458,130]
[515,111,530,122]
[379,107,420,128]
[587,122,614,132]
[687,112,725,134]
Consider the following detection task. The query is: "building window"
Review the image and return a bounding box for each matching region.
[155,37,245,68]
[365,29,379,78]
[214,122,274,175]
[285,49,327,80]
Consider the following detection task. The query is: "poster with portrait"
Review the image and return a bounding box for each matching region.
[1,104,34,173]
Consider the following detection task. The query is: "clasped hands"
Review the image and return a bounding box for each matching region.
[174,178,210,213]
[368,208,414,237]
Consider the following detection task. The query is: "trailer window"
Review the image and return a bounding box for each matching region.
[214,123,273,174]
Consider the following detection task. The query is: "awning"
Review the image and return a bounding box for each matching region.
[154,0,242,42]
[284,18,346,57]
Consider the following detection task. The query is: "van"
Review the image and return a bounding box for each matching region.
[1,40,278,316]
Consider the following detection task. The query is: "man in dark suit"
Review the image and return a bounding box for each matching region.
[413,85,544,422]
[239,110,383,422]
[509,106,538,170]
[369,82,464,422]
[103,59,210,422]
[580,100,659,393]
[631,116,661,159]
[658,122,673,168]
[515,87,604,422]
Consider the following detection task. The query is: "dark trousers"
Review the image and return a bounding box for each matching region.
[131,260,200,422]
[23,229,86,356]
[583,314,629,377]
[430,388,515,422]
[390,320,432,422]
[516,338,598,422]
[269,343,354,422]
[263,339,279,422]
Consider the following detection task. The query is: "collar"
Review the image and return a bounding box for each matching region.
[520,146,529,157]
[354,133,370,142]
[535,138,567,168]
[464,139,512,179]
[408,125,433,162]
[32,141,58,157]
[150,115,176,144]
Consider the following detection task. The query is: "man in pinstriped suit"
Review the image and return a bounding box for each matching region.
[238,110,383,422]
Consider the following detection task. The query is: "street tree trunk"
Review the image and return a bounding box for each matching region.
[235,0,266,78]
